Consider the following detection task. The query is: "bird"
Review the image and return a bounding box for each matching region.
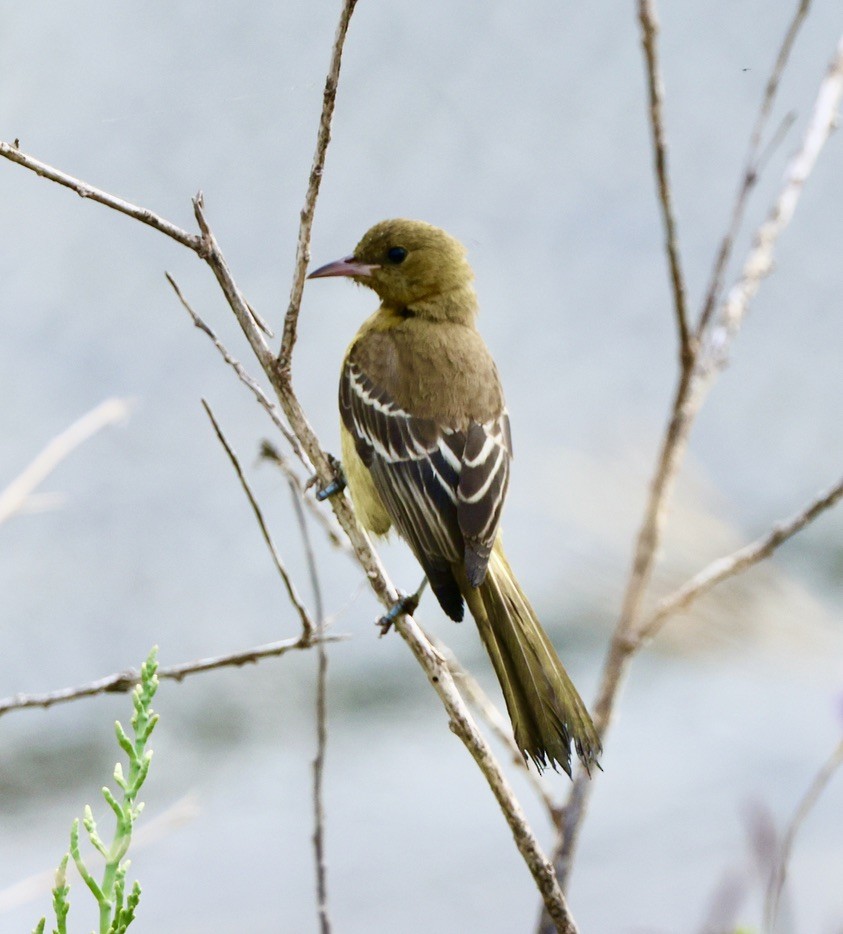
[307,219,601,775]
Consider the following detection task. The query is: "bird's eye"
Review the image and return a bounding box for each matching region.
[386,246,407,264]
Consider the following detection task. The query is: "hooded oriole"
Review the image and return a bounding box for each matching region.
[308,219,600,774]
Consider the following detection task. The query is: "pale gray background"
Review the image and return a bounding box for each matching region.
[1,1,842,932]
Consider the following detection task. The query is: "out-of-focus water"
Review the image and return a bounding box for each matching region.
[1,2,842,931]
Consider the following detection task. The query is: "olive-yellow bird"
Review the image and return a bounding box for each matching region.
[308,219,600,775]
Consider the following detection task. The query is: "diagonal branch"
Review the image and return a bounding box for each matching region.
[638,0,693,368]
[202,400,315,640]
[0,634,344,717]
[166,273,349,552]
[192,194,276,371]
[696,0,813,339]
[638,475,843,642]
[0,141,201,250]
[278,0,359,370]
[261,441,352,556]
[0,398,132,524]
[432,632,562,821]
[764,737,843,932]
[166,272,305,464]
[698,32,843,377]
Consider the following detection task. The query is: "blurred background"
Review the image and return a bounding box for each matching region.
[1,1,842,931]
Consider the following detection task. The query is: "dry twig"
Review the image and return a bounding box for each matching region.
[0,398,131,524]
[699,32,843,377]
[638,0,693,367]
[697,0,813,339]
[638,475,843,642]
[0,634,343,717]
[166,272,304,463]
[289,486,332,934]
[763,738,843,932]
[202,400,315,639]
[279,0,359,369]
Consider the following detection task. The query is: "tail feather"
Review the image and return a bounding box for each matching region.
[457,544,601,775]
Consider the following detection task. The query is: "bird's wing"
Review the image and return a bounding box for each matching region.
[340,359,511,589]
[458,415,512,586]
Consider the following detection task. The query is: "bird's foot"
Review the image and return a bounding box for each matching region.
[377,592,420,637]
[312,454,346,501]
[376,578,428,636]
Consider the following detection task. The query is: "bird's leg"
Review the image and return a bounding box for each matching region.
[377,578,429,636]
[313,454,346,501]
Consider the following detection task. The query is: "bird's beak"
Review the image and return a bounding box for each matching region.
[307,255,380,280]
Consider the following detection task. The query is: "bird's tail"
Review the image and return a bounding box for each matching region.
[457,542,601,775]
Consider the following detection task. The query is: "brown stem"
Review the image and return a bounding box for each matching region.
[278,0,359,371]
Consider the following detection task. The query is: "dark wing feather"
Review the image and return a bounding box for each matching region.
[340,359,511,616]
[458,414,512,586]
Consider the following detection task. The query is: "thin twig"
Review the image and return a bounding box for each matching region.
[638,0,693,368]
[699,33,843,376]
[0,141,278,378]
[763,738,843,932]
[261,441,352,556]
[697,0,813,339]
[0,141,201,250]
[278,0,359,370]
[192,195,276,372]
[290,485,332,934]
[166,272,305,464]
[0,634,344,717]
[0,398,132,524]
[638,475,843,642]
[202,400,315,639]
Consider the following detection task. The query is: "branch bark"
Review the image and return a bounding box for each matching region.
[0,634,344,717]
[638,475,843,642]
[278,0,359,370]
[638,0,693,368]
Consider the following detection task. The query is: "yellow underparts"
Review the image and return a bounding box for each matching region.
[340,422,392,536]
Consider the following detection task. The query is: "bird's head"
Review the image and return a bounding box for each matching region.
[308,219,475,314]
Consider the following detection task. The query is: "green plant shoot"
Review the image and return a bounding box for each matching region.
[35,647,159,934]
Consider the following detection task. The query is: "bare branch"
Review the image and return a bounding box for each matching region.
[699,33,843,376]
[764,738,843,932]
[638,475,843,642]
[638,0,693,368]
[278,0,359,369]
[192,194,276,372]
[166,272,306,465]
[261,441,352,556]
[0,634,344,717]
[202,400,316,640]
[697,0,813,339]
[0,141,201,250]
[0,398,132,524]
[289,486,332,934]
